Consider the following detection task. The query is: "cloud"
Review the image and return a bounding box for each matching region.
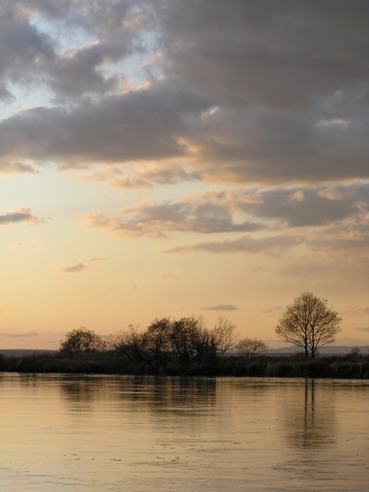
[0,161,39,174]
[99,162,201,189]
[85,182,368,250]
[201,305,238,311]
[0,1,367,187]
[86,193,264,237]
[46,39,130,100]
[0,84,213,171]
[60,262,87,273]
[356,327,369,333]
[59,257,106,273]
[191,106,369,184]
[0,331,39,338]
[0,208,41,225]
[0,0,152,102]
[157,0,369,109]
[233,182,369,227]
[0,3,55,100]
[164,234,302,254]
[261,306,283,314]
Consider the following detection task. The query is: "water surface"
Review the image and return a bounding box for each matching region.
[0,374,368,491]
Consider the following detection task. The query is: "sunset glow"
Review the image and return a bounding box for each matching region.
[0,1,368,350]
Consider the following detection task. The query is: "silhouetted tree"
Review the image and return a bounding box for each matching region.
[207,317,237,361]
[145,318,172,361]
[111,325,148,362]
[60,327,105,354]
[275,292,342,358]
[236,337,267,358]
[169,317,203,363]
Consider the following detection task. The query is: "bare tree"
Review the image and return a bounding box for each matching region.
[60,327,106,354]
[236,338,267,358]
[275,292,342,358]
[208,317,237,359]
[111,325,148,362]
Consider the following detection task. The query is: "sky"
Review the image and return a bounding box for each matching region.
[0,0,368,350]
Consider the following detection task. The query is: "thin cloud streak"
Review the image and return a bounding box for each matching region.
[202,305,238,312]
[59,257,107,273]
[164,235,303,254]
[0,332,39,338]
[356,327,369,333]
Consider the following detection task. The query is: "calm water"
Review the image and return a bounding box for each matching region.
[0,374,368,491]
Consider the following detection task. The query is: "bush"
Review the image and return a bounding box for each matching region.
[266,361,295,377]
[305,359,332,378]
[331,361,362,378]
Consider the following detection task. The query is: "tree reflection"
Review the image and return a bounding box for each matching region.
[116,376,217,412]
[58,375,110,415]
[285,379,335,449]
[57,375,217,415]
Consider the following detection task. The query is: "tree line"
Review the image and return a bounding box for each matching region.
[2,291,358,378]
[60,291,342,361]
[60,316,268,365]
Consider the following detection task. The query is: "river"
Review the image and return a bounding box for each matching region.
[0,374,368,491]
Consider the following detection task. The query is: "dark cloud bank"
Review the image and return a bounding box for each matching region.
[1,1,368,263]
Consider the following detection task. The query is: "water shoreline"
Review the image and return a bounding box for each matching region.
[1,351,368,379]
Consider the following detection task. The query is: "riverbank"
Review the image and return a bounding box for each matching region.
[0,351,368,378]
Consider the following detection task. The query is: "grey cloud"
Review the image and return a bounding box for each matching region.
[192,106,369,184]
[60,262,87,273]
[0,1,151,101]
[164,234,302,254]
[87,195,263,237]
[86,256,107,263]
[158,0,369,110]
[60,257,106,273]
[0,0,368,188]
[0,208,40,225]
[101,163,201,189]
[154,0,369,184]
[237,183,369,227]
[86,181,369,240]
[202,305,238,311]
[0,162,40,174]
[47,42,122,100]
[0,4,55,96]
[58,0,154,34]
[0,85,13,102]
[261,306,283,314]
[0,85,212,168]
[135,164,201,186]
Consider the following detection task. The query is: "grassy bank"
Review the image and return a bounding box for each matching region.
[0,351,368,379]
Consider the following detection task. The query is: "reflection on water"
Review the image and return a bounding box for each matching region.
[284,379,335,449]
[0,374,368,491]
[59,375,217,416]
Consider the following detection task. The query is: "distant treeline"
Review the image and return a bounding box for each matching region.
[1,350,368,379]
